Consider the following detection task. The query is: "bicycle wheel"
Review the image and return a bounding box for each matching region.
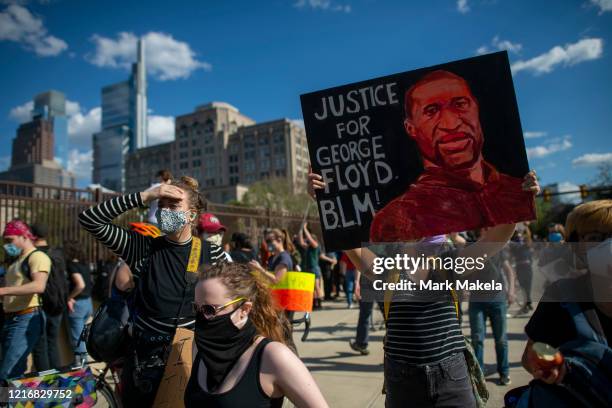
[93,383,120,408]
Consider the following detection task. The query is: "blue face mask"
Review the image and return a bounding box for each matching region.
[548,232,563,242]
[156,208,190,234]
[3,243,22,257]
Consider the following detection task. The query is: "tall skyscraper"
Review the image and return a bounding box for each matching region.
[0,90,75,188]
[93,37,147,191]
[32,90,69,166]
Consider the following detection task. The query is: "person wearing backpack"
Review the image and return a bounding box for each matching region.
[79,176,226,407]
[0,219,51,380]
[29,222,69,372]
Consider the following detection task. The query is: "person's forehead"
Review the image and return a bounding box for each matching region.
[197,276,228,294]
[411,78,472,106]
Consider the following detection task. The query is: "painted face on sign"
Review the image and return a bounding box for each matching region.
[404,76,484,170]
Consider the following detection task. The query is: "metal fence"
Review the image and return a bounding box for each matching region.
[0,180,321,263]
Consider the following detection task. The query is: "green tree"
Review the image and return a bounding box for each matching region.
[240,177,314,214]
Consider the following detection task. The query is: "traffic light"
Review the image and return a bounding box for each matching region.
[580,184,589,199]
[543,188,552,203]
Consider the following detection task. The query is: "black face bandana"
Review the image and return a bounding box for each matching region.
[194,310,257,392]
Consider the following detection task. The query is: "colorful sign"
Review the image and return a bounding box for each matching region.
[271,271,316,312]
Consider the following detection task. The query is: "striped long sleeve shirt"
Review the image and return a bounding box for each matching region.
[79,193,225,334]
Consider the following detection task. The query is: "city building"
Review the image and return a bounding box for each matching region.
[92,38,147,192]
[124,101,310,203]
[32,90,69,166]
[0,92,74,188]
[124,141,172,192]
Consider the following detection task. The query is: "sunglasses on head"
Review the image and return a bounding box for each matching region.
[192,297,246,319]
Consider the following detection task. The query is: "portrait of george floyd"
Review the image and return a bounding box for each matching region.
[300,51,536,251]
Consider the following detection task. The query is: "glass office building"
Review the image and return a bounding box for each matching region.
[93,38,147,191]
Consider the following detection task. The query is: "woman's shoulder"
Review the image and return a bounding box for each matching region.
[260,339,295,364]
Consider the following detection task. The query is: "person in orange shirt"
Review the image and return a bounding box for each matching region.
[370,70,535,243]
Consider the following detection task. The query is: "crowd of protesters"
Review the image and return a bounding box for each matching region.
[0,165,610,408]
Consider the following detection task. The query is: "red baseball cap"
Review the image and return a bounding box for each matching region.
[197,213,226,233]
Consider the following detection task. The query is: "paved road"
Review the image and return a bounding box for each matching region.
[291,300,533,408]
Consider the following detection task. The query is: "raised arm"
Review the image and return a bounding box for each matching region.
[303,224,318,248]
[78,193,151,270]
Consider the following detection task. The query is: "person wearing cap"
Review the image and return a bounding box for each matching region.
[197,213,232,262]
[0,219,51,379]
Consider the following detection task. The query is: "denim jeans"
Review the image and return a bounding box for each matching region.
[468,301,509,377]
[32,311,63,371]
[344,270,355,307]
[0,308,44,380]
[384,352,476,408]
[67,297,93,355]
[355,301,383,347]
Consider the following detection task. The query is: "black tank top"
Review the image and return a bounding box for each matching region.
[184,338,285,408]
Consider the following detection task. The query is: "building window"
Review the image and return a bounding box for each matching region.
[245,160,255,173]
[193,159,201,167]
[193,149,201,156]
[258,136,270,146]
[244,135,255,149]
[179,151,189,159]
[244,150,255,160]
[275,170,286,177]
[230,176,239,186]
[258,147,270,159]
[261,159,270,170]
[179,162,188,169]
[275,156,286,169]
[205,146,215,154]
[273,133,284,144]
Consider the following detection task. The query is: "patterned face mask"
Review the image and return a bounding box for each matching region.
[156,208,190,234]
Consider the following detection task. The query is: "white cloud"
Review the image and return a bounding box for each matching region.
[8,100,33,122]
[148,115,175,146]
[527,136,573,159]
[511,38,603,75]
[524,131,547,139]
[591,0,612,14]
[457,0,469,13]
[68,106,101,149]
[0,4,67,56]
[556,181,581,205]
[572,152,612,167]
[87,31,211,81]
[293,0,351,13]
[67,149,92,181]
[477,36,523,55]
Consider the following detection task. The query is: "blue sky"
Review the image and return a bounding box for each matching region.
[1,0,611,190]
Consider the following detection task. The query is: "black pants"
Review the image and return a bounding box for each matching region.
[516,262,533,305]
[32,312,63,371]
[384,352,476,408]
[120,339,169,407]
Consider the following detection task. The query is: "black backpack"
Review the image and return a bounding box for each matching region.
[21,248,69,316]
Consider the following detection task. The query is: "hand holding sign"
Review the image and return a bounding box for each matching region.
[301,52,535,251]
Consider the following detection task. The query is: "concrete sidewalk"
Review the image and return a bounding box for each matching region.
[292,300,533,408]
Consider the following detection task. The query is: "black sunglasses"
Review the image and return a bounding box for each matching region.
[192,297,246,319]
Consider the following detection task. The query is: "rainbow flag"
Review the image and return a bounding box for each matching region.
[271,271,316,312]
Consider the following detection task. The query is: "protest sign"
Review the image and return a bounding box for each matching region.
[300,51,535,251]
[271,271,316,312]
[153,327,194,408]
